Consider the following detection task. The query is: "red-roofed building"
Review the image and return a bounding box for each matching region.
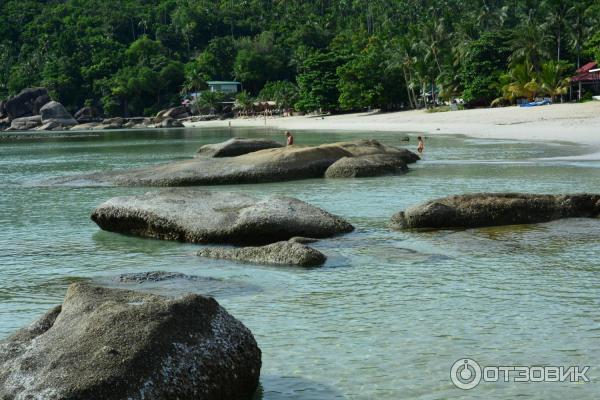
[570,62,600,100]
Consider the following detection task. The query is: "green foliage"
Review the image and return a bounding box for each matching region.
[295,51,342,113]
[0,0,599,116]
[460,31,512,107]
[258,81,299,109]
[197,90,226,114]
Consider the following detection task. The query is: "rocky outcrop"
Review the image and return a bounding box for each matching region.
[198,138,284,158]
[58,139,419,186]
[70,122,101,130]
[8,115,42,131]
[40,101,77,126]
[0,282,261,400]
[34,121,70,131]
[113,271,211,283]
[198,241,327,267]
[391,193,600,229]
[158,117,184,128]
[5,87,50,120]
[325,153,409,178]
[91,189,354,245]
[74,106,101,123]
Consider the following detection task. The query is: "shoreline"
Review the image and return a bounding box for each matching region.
[184,102,600,147]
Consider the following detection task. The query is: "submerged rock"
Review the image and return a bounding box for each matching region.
[0,282,261,400]
[325,153,409,178]
[56,139,419,186]
[198,241,327,267]
[391,193,600,229]
[91,189,354,245]
[113,271,209,283]
[197,138,284,158]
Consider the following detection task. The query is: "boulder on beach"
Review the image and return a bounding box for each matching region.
[91,189,354,245]
[70,122,101,131]
[198,138,284,158]
[9,115,42,131]
[57,139,419,186]
[325,153,409,178]
[158,117,184,128]
[102,117,124,129]
[40,101,77,126]
[34,121,70,131]
[5,87,51,120]
[74,106,101,123]
[390,193,600,230]
[0,282,261,400]
[198,241,327,267]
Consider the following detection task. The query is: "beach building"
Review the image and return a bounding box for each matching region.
[570,62,600,100]
[207,81,242,94]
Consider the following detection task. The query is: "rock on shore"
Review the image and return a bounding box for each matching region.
[198,241,327,267]
[391,193,600,229]
[91,189,354,245]
[197,138,284,157]
[0,282,261,400]
[58,139,419,186]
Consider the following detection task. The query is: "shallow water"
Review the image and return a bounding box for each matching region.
[1,127,599,399]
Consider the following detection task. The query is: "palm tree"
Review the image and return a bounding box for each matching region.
[509,17,552,72]
[538,61,571,102]
[495,61,539,104]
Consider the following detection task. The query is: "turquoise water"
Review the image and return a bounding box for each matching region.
[1,128,599,399]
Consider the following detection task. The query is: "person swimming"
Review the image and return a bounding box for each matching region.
[417,136,424,154]
[285,131,294,146]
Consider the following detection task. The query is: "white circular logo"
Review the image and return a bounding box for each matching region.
[451,358,482,390]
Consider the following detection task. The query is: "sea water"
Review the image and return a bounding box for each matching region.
[1,127,599,399]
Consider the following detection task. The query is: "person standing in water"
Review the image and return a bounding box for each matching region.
[285,131,294,146]
[417,136,424,154]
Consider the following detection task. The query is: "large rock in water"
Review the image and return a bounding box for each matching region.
[57,139,419,186]
[198,241,327,267]
[91,189,354,245]
[5,87,50,120]
[0,282,261,400]
[390,193,600,229]
[325,153,409,178]
[40,101,77,126]
[198,138,284,157]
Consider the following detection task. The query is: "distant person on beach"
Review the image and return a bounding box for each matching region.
[417,136,424,154]
[286,131,294,146]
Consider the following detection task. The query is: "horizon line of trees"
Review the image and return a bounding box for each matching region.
[1,0,599,118]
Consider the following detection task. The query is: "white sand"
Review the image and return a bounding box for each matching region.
[185,102,600,146]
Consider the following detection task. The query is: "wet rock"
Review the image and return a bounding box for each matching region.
[5,87,50,120]
[91,189,354,245]
[0,282,261,400]
[9,115,42,131]
[198,138,284,158]
[198,241,326,267]
[325,153,409,178]
[391,193,600,229]
[59,139,419,186]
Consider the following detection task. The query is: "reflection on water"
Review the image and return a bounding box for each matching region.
[1,128,599,399]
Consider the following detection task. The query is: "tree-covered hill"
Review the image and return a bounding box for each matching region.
[1,0,599,117]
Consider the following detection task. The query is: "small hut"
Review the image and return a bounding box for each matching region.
[570,62,600,100]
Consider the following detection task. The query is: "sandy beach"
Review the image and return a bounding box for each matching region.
[185,102,600,146]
